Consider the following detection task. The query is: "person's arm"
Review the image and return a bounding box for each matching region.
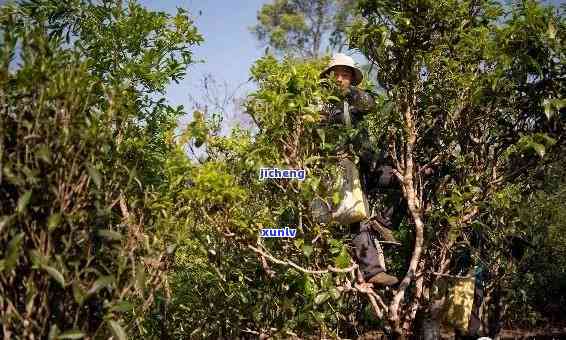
[345,86,376,118]
[319,87,375,125]
[319,102,344,125]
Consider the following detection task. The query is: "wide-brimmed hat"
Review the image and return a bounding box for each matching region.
[320,53,363,86]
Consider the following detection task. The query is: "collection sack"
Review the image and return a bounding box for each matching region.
[310,158,369,225]
[310,100,369,225]
[444,276,476,333]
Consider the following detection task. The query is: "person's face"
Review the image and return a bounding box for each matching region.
[331,66,353,90]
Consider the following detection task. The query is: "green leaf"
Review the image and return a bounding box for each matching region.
[314,292,330,305]
[3,232,25,272]
[304,156,321,165]
[48,325,60,340]
[303,276,316,298]
[108,320,126,340]
[58,330,85,339]
[97,229,122,241]
[48,213,62,231]
[17,191,32,213]
[548,21,556,39]
[332,190,341,206]
[382,101,394,114]
[531,142,545,158]
[87,275,114,296]
[309,177,321,193]
[43,266,65,287]
[72,281,86,306]
[239,292,249,304]
[87,164,102,189]
[543,99,552,119]
[316,128,325,144]
[166,243,177,254]
[302,114,315,123]
[0,215,16,231]
[330,288,341,300]
[109,301,135,313]
[543,98,565,120]
[329,239,342,255]
[302,244,313,258]
[29,249,48,268]
[334,246,350,269]
[36,145,52,164]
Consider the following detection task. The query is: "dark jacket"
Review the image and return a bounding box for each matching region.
[321,85,377,126]
[320,85,406,229]
[319,85,405,280]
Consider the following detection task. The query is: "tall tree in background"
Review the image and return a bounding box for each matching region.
[251,0,357,58]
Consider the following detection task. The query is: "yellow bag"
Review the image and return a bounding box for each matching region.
[331,158,369,224]
[310,100,369,225]
[444,276,475,333]
[309,159,369,225]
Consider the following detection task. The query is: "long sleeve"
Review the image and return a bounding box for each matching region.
[345,86,376,121]
[319,101,344,125]
[319,86,376,126]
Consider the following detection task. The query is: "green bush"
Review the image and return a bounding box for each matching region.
[0,1,202,338]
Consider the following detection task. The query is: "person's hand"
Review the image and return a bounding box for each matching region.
[422,165,435,176]
[318,103,333,123]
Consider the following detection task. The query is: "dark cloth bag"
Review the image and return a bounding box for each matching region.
[350,220,385,280]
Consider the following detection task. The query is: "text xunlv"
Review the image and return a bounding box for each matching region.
[260,227,297,238]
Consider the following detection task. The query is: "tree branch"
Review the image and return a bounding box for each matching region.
[431,271,473,279]
[389,88,425,333]
[248,245,358,275]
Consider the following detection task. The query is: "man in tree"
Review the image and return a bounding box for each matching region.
[319,53,401,286]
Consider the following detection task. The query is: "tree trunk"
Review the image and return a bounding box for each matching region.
[388,90,425,335]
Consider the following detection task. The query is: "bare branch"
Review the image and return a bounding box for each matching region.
[248,245,358,275]
[431,271,473,279]
[260,255,276,279]
[388,88,425,333]
[338,281,388,319]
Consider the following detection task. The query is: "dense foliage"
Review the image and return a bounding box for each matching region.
[1,0,564,338]
[348,0,564,334]
[165,56,374,338]
[0,0,201,338]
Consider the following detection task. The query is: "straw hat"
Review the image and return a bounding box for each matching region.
[320,53,363,86]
